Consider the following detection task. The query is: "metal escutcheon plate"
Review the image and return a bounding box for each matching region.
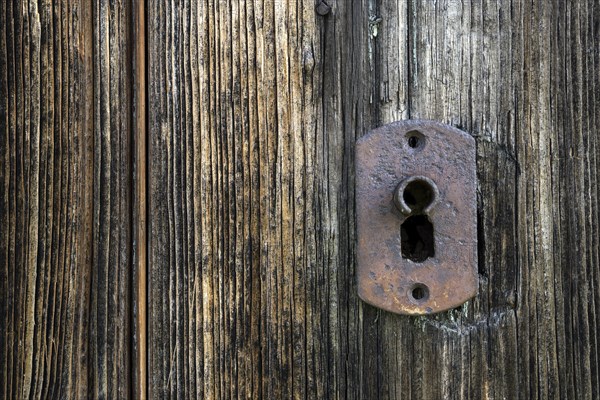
[355,120,478,315]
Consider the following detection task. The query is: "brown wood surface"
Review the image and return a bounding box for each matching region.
[0,0,136,398]
[2,0,600,399]
[147,1,600,399]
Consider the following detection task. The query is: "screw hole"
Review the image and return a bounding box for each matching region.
[406,130,425,150]
[408,136,420,148]
[410,284,429,302]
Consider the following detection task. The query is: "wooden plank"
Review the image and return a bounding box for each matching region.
[0,0,135,397]
[347,0,599,399]
[0,1,94,397]
[91,0,134,397]
[146,0,323,397]
[144,0,599,399]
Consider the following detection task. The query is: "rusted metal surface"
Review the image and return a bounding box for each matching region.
[355,120,478,315]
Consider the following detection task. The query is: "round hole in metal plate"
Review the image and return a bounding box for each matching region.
[406,130,425,150]
[403,179,436,213]
[409,283,429,303]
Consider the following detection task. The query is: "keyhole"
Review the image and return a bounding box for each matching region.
[402,179,435,213]
[401,215,434,262]
[393,176,438,216]
[395,176,437,263]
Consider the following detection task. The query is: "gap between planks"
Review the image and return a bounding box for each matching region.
[133,0,147,398]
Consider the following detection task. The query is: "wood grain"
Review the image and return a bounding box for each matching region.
[146,0,326,398]
[92,0,134,397]
[368,1,599,399]
[0,1,93,397]
[1,0,134,398]
[147,0,600,399]
[1,0,598,399]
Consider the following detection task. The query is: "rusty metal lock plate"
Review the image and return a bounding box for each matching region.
[356,120,477,315]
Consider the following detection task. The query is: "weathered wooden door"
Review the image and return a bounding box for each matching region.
[2,1,600,399]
